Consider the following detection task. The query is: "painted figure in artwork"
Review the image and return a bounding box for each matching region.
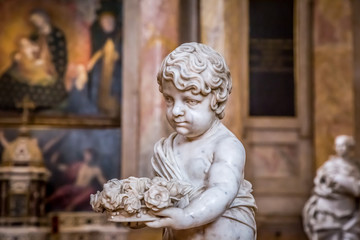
[303,135,360,240]
[66,7,122,116]
[0,9,68,109]
[144,43,257,240]
[29,9,68,81]
[8,37,57,86]
[86,10,122,116]
[47,148,107,211]
[5,9,66,87]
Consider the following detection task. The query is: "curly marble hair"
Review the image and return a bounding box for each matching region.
[157,42,232,119]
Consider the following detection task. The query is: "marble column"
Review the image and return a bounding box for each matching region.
[313,0,355,168]
[122,0,179,178]
[200,0,244,139]
[122,0,141,178]
[138,0,179,177]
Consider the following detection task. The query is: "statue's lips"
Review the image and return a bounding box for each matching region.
[174,121,188,126]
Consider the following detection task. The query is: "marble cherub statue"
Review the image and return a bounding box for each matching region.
[90,42,256,239]
[144,42,257,240]
[303,135,360,240]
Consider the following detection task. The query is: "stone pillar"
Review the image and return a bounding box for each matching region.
[313,0,355,168]
[200,0,225,54]
[122,0,141,178]
[138,0,179,177]
[122,0,179,178]
[200,0,244,138]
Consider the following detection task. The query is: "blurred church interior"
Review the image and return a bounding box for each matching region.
[0,0,359,239]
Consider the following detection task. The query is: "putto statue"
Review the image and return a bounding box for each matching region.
[91,42,257,240]
[303,135,360,240]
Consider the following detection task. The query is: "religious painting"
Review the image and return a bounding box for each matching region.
[0,128,121,212]
[0,0,122,119]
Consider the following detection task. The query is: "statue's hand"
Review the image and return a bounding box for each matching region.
[145,207,192,230]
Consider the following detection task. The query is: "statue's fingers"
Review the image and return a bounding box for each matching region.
[150,208,174,217]
[145,218,168,228]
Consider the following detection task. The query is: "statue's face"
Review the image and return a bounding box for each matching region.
[162,80,217,139]
[335,137,352,158]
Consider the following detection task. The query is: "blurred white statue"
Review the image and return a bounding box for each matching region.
[303,135,360,240]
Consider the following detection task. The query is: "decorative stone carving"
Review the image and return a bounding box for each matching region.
[303,135,360,240]
[92,42,257,240]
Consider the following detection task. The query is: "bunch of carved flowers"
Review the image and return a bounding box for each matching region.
[90,176,192,214]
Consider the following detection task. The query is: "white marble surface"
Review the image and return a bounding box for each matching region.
[303,135,360,239]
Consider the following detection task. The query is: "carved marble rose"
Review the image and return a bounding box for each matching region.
[90,176,192,219]
[144,184,172,211]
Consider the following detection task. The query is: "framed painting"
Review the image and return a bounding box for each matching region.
[0,0,122,126]
[0,128,121,212]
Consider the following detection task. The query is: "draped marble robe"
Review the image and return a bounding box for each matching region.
[303,156,360,240]
[151,132,257,240]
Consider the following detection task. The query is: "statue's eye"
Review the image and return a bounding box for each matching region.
[164,96,173,104]
[186,99,199,106]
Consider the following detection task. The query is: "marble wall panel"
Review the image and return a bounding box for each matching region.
[313,0,355,168]
[138,0,179,177]
[250,144,298,178]
[200,0,244,138]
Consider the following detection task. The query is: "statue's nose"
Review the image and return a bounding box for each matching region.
[172,102,185,116]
